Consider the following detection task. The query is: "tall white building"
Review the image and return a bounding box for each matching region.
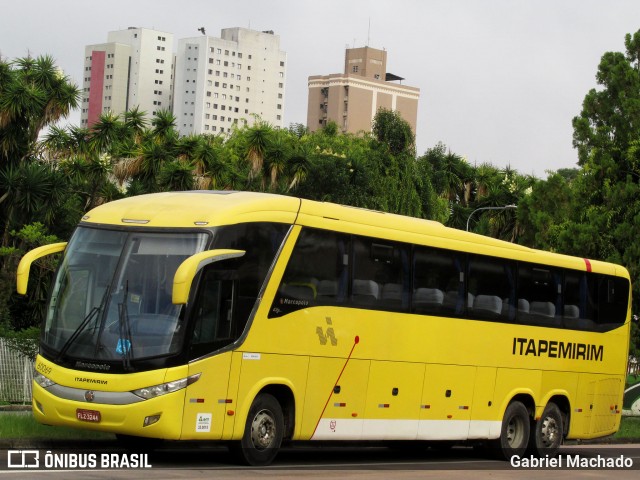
[81,27,174,127]
[173,28,286,136]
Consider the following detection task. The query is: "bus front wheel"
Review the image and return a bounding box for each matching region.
[528,402,563,457]
[493,401,530,460]
[231,393,284,466]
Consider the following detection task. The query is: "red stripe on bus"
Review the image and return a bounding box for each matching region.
[584,258,592,272]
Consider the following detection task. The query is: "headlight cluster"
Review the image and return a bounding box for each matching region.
[131,373,201,400]
[34,371,56,389]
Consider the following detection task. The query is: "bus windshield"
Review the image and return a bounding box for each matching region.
[43,227,209,363]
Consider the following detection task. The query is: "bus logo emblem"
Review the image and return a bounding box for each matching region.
[84,391,95,402]
[316,317,338,346]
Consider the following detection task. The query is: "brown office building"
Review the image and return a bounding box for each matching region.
[307,47,420,134]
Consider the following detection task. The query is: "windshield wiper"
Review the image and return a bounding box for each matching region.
[117,281,134,370]
[55,299,104,363]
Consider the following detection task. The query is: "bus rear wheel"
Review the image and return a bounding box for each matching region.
[230,393,284,466]
[493,401,530,460]
[528,402,563,457]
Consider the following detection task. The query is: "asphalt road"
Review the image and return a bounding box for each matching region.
[1,442,640,479]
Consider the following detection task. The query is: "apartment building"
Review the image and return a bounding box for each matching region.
[80,27,174,127]
[173,27,287,136]
[307,46,419,134]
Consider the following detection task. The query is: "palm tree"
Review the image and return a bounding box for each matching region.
[243,121,272,181]
[0,55,80,166]
[287,145,311,191]
[89,111,122,154]
[123,106,147,144]
[265,130,290,190]
[42,125,73,161]
[151,109,177,142]
[157,160,195,191]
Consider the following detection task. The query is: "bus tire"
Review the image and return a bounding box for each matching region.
[493,401,530,460]
[528,402,563,457]
[231,393,284,466]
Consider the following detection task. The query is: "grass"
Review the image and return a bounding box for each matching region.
[0,413,113,441]
[627,375,640,387]
[615,416,640,439]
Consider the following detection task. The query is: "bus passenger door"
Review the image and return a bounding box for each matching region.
[180,270,238,440]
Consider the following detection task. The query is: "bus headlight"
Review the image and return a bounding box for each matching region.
[34,371,56,389]
[131,373,201,400]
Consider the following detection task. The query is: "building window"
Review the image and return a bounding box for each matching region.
[352,66,359,73]
[280,61,285,67]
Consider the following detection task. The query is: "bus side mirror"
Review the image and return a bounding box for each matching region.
[16,242,68,294]
[172,249,245,304]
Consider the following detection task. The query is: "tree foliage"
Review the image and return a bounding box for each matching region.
[1,44,640,357]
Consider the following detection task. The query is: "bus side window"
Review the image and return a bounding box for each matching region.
[563,271,596,330]
[269,228,349,318]
[595,275,630,329]
[412,247,463,317]
[468,256,514,322]
[351,236,409,311]
[517,264,561,327]
[188,267,237,359]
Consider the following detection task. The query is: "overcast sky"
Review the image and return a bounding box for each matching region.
[2,0,640,177]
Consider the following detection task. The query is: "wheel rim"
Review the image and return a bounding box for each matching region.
[539,416,559,448]
[250,409,276,450]
[506,415,525,447]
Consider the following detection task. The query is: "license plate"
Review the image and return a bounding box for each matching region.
[76,408,101,423]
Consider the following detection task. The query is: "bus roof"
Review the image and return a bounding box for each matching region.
[80,191,626,277]
[82,191,301,227]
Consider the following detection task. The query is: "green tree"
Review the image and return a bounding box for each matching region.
[371,108,416,157]
[569,30,640,356]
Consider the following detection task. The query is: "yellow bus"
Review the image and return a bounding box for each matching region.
[18,191,631,465]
